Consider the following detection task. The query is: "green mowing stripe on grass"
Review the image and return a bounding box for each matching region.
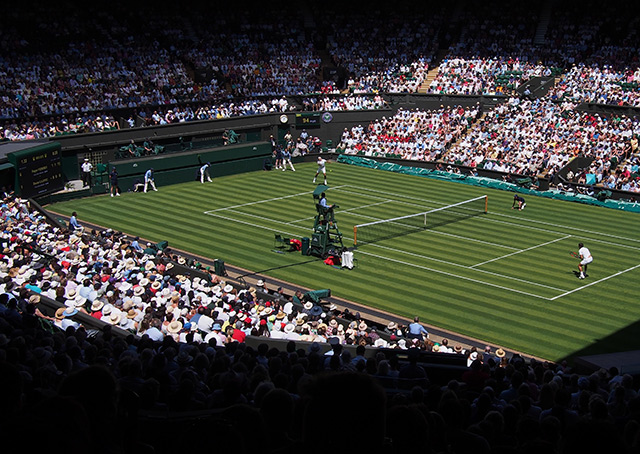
[493,207,640,247]
[46,162,640,361]
[358,246,563,297]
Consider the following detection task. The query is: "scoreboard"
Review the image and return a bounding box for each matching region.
[295,112,321,126]
[7,142,64,198]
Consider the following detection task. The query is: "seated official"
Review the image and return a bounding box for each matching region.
[319,192,337,214]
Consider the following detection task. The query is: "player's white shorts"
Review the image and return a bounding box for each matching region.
[581,257,593,266]
[318,167,326,174]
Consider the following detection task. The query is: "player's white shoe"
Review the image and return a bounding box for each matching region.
[579,273,585,279]
[313,179,316,183]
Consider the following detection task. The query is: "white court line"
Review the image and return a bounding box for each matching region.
[368,242,568,292]
[336,188,441,211]
[550,263,640,301]
[225,208,306,227]
[481,217,640,252]
[471,235,572,268]
[205,209,564,292]
[493,211,640,245]
[288,200,393,224]
[205,212,306,238]
[346,184,640,246]
[204,185,347,213]
[358,250,552,300]
[338,185,449,206]
[340,185,640,251]
[350,211,519,251]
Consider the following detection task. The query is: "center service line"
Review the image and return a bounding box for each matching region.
[470,235,572,268]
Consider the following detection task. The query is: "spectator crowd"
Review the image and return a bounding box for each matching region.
[1,193,640,453]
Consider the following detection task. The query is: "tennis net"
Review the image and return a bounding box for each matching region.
[353,195,487,246]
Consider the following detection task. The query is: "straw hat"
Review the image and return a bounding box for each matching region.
[167,320,183,334]
[108,312,121,325]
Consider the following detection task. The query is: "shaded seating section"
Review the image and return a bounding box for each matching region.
[0,195,637,453]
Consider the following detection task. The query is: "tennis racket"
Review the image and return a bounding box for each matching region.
[570,251,581,259]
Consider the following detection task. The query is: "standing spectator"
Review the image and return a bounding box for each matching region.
[110,167,121,197]
[81,158,93,188]
[200,162,212,183]
[144,168,158,193]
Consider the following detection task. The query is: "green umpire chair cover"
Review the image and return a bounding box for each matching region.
[214,259,227,277]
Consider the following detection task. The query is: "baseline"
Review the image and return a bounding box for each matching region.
[204,185,348,214]
[550,263,640,300]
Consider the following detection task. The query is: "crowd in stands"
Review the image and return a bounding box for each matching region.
[548,64,640,107]
[139,97,292,126]
[0,195,490,354]
[301,94,388,112]
[316,3,442,93]
[427,58,553,96]
[337,105,481,159]
[441,97,640,183]
[334,96,640,188]
[0,114,120,141]
[2,194,640,452]
[1,0,640,192]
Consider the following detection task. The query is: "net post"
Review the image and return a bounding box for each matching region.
[353,226,357,247]
[484,195,488,213]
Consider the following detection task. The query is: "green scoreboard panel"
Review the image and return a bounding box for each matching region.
[295,112,321,126]
[7,142,64,198]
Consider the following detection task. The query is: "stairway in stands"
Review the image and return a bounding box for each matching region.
[441,110,487,161]
[418,66,442,94]
[417,0,466,94]
[534,0,554,45]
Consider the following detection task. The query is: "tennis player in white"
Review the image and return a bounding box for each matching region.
[313,156,327,185]
[577,242,593,279]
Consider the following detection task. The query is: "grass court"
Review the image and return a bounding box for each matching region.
[47,161,640,361]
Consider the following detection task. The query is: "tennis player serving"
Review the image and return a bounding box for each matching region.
[313,156,327,185]
[576,242,593,279]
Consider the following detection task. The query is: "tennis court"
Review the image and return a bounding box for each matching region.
[48,162,640,360]
[205,183,640,303]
